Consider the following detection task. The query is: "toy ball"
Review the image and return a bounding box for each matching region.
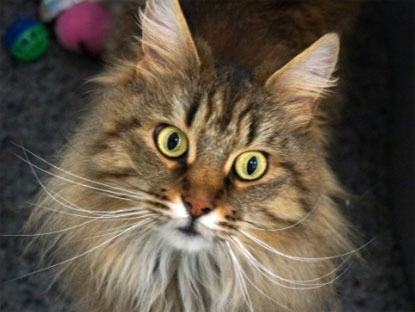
[55,1,112,55]
[4,17,49,62]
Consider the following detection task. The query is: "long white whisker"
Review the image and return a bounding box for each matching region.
[224,242,255,312]
[36,198,151,220]
[226,242,294,312]
[26,202,108,219]
[1,214,154,238]
[240,230,374,262]
[34,175,145,219]
[7,220,149,282]
[22,151,125,217]
[24,153,151,218]
[2,218,98,237]
[15,144,150,198]
[72,218,154,242]
[98,192,136,202]
[28,203,149,221]
[232,237,351,289]
[246,194,322,232]
[16,152,147,203]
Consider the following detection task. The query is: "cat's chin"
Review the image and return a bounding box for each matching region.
[158,223,212,253]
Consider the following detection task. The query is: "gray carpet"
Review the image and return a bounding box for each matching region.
[0,1,413,311]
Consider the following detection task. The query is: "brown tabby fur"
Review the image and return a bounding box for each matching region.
[27,0,361,311]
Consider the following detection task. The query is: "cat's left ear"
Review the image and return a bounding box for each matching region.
[265,33,339,126]
[138,0,200,73]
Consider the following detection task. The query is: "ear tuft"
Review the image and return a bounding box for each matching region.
[138,0,200,72]
[265,33,340,123]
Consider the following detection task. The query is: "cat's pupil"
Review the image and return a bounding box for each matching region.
[167,132,180,150]
[247,157,258,175]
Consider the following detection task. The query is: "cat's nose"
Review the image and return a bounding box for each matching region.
[182,196,215,219]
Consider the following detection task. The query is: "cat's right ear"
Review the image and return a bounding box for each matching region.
[138,0,200,74]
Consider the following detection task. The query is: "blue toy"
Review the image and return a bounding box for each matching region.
[4,17,49,62]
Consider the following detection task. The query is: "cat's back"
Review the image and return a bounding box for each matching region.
[181,0,359,68]
[108,0,360,70]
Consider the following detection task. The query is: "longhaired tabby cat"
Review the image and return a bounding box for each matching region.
[26,0,362,311]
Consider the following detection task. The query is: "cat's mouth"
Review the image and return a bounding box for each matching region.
[178,224,199,236]
[158,200,216,251]
[159,219,212,252]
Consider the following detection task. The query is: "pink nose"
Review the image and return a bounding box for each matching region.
[182,196,215,218]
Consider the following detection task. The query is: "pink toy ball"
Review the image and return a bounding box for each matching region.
[55,1,112,55]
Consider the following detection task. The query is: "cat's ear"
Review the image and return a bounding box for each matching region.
[138,0,200,73]
[265,33,339,126]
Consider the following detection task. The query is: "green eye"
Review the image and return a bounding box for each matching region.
[234,151,267,181]
[156,126,188,158]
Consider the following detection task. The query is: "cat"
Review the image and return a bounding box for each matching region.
[26,0,361,311]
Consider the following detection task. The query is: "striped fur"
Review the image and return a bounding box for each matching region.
[26,0,361,311]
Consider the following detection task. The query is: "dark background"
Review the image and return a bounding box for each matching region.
[1,0,414,311]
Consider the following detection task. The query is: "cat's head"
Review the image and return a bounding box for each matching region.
[80,0,342,253]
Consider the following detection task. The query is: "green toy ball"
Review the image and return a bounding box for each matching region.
[4,17,49,62]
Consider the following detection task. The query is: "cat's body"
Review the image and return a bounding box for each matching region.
[108,0,358,68]
[28,1,360,311]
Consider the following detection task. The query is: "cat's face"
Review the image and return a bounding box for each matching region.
[81,0,341,253]
[87,60,330,253]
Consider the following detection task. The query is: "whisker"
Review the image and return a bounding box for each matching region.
[6,220,154,283]
[98,192,136,202]
[72,218,154,242]
[225,242,294,312]
[15,152,148,203]
[33,174,146,218]
[1,213,154,238]
[23,153,152,218]
[25,202,151,224]
[231,237,351,289]
[242,193,322,232]
[15,144,160,199]
[223,242,255,312]
[26,202,108,219]
[239,230,374,262]
[21,150,134,215]
[1,218,98,237]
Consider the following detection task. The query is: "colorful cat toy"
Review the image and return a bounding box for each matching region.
[41,0,113,55]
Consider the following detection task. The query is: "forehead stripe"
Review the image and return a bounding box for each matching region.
[246,116,258,145]
[185,91,202,127]
[218,90,237,132]
[235,106,251,134]
[204,88,217,123]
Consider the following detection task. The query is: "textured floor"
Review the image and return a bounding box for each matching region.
[0,1,414,311]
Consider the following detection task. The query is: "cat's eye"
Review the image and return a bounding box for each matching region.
[156,126,188,158]
[234,151,267,181]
